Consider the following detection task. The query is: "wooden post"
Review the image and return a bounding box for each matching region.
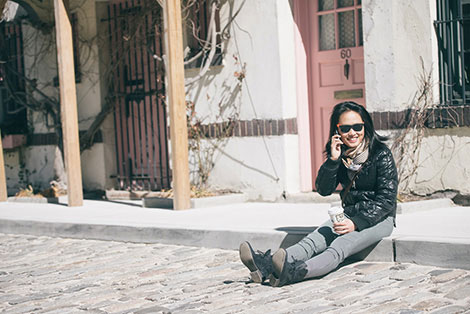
[54,0,83,206]
[164,0,191,210]
[0,132,7,202]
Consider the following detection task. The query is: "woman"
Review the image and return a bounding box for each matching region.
[239,101,398,287]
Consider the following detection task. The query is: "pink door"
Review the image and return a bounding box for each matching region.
[309,0,365,185]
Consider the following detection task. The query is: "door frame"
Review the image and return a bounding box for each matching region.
[293,0,366,191]
[293,0,314,192]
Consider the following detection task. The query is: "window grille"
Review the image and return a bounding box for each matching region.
[434,0,470,105]
[0,22,27,135]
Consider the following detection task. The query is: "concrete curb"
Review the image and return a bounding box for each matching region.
[0,219,288,252]
[393,236,470,270]
[1,217,469,271]
[397,198,455,214]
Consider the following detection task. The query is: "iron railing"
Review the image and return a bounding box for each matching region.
[434,0,470,106]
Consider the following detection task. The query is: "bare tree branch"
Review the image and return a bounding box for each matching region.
[391,58,434,194]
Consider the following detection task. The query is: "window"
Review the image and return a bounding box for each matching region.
[318,0,362,51]
[435,0,470,105]
[0,22,28,135]
[182,0,222,68]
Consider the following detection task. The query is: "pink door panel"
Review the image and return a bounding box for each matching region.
[307,0,365,186]
[320,62,344,87]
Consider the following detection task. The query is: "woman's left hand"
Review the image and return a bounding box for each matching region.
[333,218,356,234]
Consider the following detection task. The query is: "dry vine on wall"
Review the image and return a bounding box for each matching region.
[1,0,244,192]
[181,0,247,190]
[391,60,435,198]
[186,58,245,188]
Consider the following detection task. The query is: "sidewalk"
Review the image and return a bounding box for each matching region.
[0,196,469,270]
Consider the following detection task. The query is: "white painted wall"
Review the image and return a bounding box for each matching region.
[4,0,112,195]
[4,149,23,195]
[72,0,115,191]
[186,0,286,121]
[363,0,470,198]
[410,128,470,196]
[206,136,298,201]
[81,143,107,190]
[4,146,57,194]
[184,0,301,199]
[362,0,437,112]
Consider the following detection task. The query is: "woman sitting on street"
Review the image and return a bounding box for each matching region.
[239,101,398,287]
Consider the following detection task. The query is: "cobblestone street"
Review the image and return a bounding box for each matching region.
[0,233,469,314]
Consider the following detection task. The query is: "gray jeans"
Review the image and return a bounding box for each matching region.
[285,216,394,279]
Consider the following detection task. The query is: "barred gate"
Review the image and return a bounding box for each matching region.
[107,0,171,191]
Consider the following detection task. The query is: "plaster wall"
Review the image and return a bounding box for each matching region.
[10,0,112,193]
[23,146,57,190]
[22,23,58,134]
[362,0,437,112]
[184,0,301,198]
[71,0,112,192]
[276,0,301,194]
[186,0,293,121]
[73,0,102,128]
[95,1,118,191]
[5,24,59,192]
[80,143,107,190]
[362,1,470,197]
[4,144,68,195]
[4,149,22,195]
[206,136,299,201]
[406,128,470,196]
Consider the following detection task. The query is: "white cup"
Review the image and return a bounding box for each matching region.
[328,206,345,224]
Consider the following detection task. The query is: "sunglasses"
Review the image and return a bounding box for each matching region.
[336,123,364,133]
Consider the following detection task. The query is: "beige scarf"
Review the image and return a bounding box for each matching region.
[342,138,369,179]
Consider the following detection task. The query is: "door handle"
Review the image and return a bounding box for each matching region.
[344,59,350,80]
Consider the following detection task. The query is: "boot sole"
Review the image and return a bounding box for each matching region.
[269,248,287,287]
[239,242,264,283]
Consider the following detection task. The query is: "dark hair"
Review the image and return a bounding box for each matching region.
[324,101,388,157]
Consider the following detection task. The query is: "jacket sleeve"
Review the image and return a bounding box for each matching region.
[348,148,398,231]
[315,158,340,196]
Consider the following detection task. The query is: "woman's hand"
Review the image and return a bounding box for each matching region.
[330,134,343,160]
[333,218,356,234]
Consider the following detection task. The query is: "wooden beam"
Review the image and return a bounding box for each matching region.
[164,0,190,210]
[0,132,7,202]
[53,0,83,206]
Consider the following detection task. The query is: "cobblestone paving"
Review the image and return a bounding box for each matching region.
[0,233,469,314]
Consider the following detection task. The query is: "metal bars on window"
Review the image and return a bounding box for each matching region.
[434,0,470,105]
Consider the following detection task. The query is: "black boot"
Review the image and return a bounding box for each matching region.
[239,241,273,283]
[269,248,308,287]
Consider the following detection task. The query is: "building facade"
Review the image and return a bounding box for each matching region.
[1,0,469,201]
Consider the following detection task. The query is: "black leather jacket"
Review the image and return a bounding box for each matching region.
[315,144,398,231]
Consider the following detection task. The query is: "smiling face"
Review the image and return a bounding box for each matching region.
[337,110,365,149]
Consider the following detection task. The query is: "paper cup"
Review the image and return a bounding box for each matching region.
[328,206,345,224]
